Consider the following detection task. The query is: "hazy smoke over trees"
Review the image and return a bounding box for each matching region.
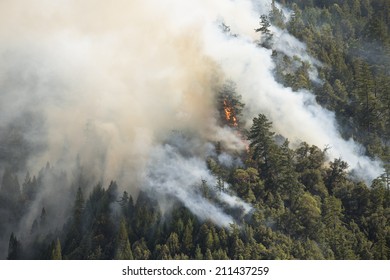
[0,0,384,258]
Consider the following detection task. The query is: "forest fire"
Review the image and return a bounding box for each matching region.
[223,99,238,127]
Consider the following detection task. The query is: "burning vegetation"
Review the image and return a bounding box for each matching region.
[217,81,250,153]
[218,81,244,129]
[223,99,238,127]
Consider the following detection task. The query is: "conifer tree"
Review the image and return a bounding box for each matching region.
[115,219,133,260]
[256,15,273,48]
[248,114,278,184]
[51,238,62,260]
[7,233,21,260]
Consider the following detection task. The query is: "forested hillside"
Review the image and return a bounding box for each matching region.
[0,0,389,260]
[276,0,390,160]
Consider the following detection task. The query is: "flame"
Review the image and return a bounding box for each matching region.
[223,99,238,127]
[222,98,249,154]
[232,116,238,126]
[223,100,232,120]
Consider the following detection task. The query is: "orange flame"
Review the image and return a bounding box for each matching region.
[222,99,249,154]
[223,99,238,127]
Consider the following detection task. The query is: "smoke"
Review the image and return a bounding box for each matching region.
[0,0,384,242]
[197,3,383,182]
[143,133,251,227]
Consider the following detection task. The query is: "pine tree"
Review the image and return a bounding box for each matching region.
[132,238,151,260]
[248,114,278,184]
[7,233,21,260]
[0,168,21,203]
[166,232,180,256]
[40,207,47,228]
[325,158,349,194]
[204,248,213,260]
[182,220,193,254]
[115,219,133,260]
[269,0,286,29]
[278,140,303,201]
[51,238,62,260]
[194,245,203,260]
[155,244,171,260]
[217,80,244,128]
[73,187,84,230]
[63,186,85,258]
[255,15,273,48]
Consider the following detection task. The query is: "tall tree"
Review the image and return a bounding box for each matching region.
[255,15,273,48]
[51,238,62,260]
[115,219,133,260]
[248,114,278,185]
[7,233,21,260]
[0,168,21,203]
[269,0,286,29]
[217,80,244,128]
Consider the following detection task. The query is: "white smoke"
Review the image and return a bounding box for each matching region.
[198,2,383,182]
[142,134,251,227]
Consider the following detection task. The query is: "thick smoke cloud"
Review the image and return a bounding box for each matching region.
[0,0,231,183]
[0,0,383,242]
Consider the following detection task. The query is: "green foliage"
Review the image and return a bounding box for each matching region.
[114,219,133,260]
[282,0,390,161]
[2,116,389,260]
[248,114,277,181]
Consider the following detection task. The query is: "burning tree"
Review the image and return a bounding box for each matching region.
[223,99,238,127]
[217,80,244,128]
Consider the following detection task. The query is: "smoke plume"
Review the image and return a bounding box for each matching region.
[143,133,251,227]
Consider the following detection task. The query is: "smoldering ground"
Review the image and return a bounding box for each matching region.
[0,0,384,258]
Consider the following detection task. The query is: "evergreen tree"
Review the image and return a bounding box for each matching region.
[217,80,244,128]
[0,168,21,203]
[269,0,286,29]
[166,232,180,256]
[182,220,193,254]
[51,238,62,260]
[194,245,203,260]
[132,238,151,260]
[7,233,21,260]
[255,15,273,48]
[248,114,278,186]
[115,219,133,260]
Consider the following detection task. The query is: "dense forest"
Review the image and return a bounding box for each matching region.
[1,0,390,260]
